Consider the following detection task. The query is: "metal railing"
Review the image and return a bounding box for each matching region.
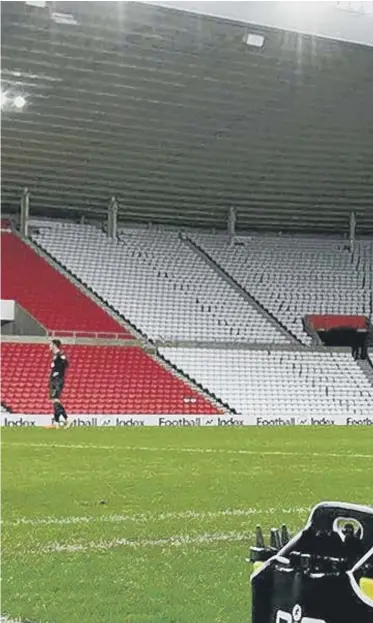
[47,330,129,340]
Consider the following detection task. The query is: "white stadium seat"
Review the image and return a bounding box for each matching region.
[31,223,373,418]
[33,224,288,343]
[159,347,373,418]
[190,233,373,344]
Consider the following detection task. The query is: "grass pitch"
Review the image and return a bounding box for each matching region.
[2,426,373,623]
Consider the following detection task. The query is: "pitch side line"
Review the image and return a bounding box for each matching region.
[2,506,310,528]
[16,531,253,556]
[3,442,373,459]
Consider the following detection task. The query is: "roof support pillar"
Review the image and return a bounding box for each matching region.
[108,196,118,239]
[20,187,30,238]
[228,206,236,246]
[349,211,356,254]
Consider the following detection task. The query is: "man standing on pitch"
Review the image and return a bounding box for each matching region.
[49,339,71,428]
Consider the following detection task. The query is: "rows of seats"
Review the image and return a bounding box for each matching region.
[32,223,287,343]
[1,232,131,336]
[2,224,372,419]
[190,233,373,344]
[1,343,220,415]
[159,347,373,417]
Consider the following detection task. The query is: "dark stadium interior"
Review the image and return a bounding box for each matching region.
[1,0,373,232]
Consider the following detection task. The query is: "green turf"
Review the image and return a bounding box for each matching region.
[2,427,373,623]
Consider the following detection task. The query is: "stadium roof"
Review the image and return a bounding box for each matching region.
[1,1,373,234]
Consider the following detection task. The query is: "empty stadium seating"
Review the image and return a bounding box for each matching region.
[32,223,288,343]
[160,347,373,418]
[190,233,373,344]
[1,232,131,336]
[1,343,220,415]
[2,224,372,420]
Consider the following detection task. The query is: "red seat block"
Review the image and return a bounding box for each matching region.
[1,344,221,416]
[1,233,131,336]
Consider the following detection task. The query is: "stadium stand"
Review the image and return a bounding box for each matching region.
[1,232,131,336]
[159,347,373,418]
[189,234,373,344]
[1,343,220,415]
[2,225,372,418]
[32,223,289,343]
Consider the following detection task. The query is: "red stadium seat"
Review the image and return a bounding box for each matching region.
[1,232,131,337]
[1,343,220,415]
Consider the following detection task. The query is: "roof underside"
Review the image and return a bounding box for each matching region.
[1,1,373,234]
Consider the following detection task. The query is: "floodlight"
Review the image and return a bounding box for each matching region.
[14,95,26,109]
[245,33,265,48]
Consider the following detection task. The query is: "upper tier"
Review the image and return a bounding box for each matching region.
[33,223,288,343]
